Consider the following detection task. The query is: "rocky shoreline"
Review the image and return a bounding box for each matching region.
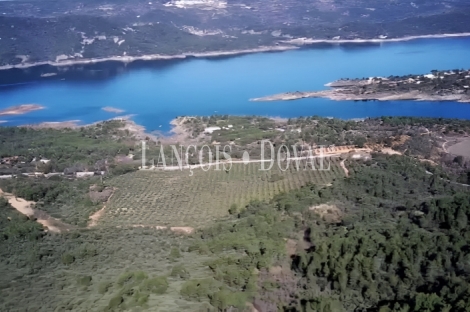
[251,69,470,103]
[0,45,298,71]
[250,90,470,103]
[282,32,470,45]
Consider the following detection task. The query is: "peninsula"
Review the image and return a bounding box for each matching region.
[250,69,470,103]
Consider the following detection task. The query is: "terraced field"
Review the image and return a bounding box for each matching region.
[100,157,344,227]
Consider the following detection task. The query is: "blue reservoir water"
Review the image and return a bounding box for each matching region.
[1,37,470,132]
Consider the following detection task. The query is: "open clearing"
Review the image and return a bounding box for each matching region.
[447,138,470,158]
[309,203,343,223]
[100,159,345,228]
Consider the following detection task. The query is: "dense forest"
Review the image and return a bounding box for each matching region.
[186,154,470,311]
[0,120,141,175]
[2,0,470,67]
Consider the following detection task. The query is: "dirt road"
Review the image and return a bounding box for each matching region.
[0,189,69,233]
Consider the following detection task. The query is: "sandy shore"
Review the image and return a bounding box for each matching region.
[102,106,125,114]
[1,32,470,71]
[0,104,45,116]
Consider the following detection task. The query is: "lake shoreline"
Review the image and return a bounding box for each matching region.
[2,32,470,71]
[282,32,470,45]
[21,116,175,142]
[250,90,470,103]
[0,45,298,71]
[2,36,470,129]
[251,68,470,104]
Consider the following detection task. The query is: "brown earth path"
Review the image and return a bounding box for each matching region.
[0,188,70,233]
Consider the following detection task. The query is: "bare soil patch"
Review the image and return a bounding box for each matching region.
[392,135,411,147]
[285,238,298,257]
[309,204,342,223]
[2,190,36,216]
[170,226,195,234]
[340,159,349,177]
[269,117,288,124]
[87,187,115,228]
[113,225,194,234]
[447,138,470,158]
[380,148,402,155]
[102,106,125,114]
[88,207,107,228]
[269,266,282,275]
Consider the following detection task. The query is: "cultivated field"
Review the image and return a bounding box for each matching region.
[100,158,345,228]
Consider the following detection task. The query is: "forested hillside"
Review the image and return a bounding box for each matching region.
[0,120,136,174]
[186,154,470,311]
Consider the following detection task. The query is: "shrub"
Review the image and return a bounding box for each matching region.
[0,197,9,208]
[170,264,190,279]
[180,278,219,301]
[106,295,123,311]
[130,290,149,306]
[76,244,98,259]
[140,276,168,295]
[117,271,148,286]
[209,288,247,311]
[77,275,92,287]
[98,281,113,294]
[169,247,181,260]
[61,253,75,265]
[268,173,284,183]
[110,164,139,176]
[228,204,238,215]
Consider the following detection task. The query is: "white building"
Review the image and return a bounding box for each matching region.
[204,126,221,134]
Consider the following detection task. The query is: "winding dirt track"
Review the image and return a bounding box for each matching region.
[0,189,68,233]
[87,188,116,228]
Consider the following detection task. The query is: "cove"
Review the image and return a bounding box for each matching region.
[1,37,470,132]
